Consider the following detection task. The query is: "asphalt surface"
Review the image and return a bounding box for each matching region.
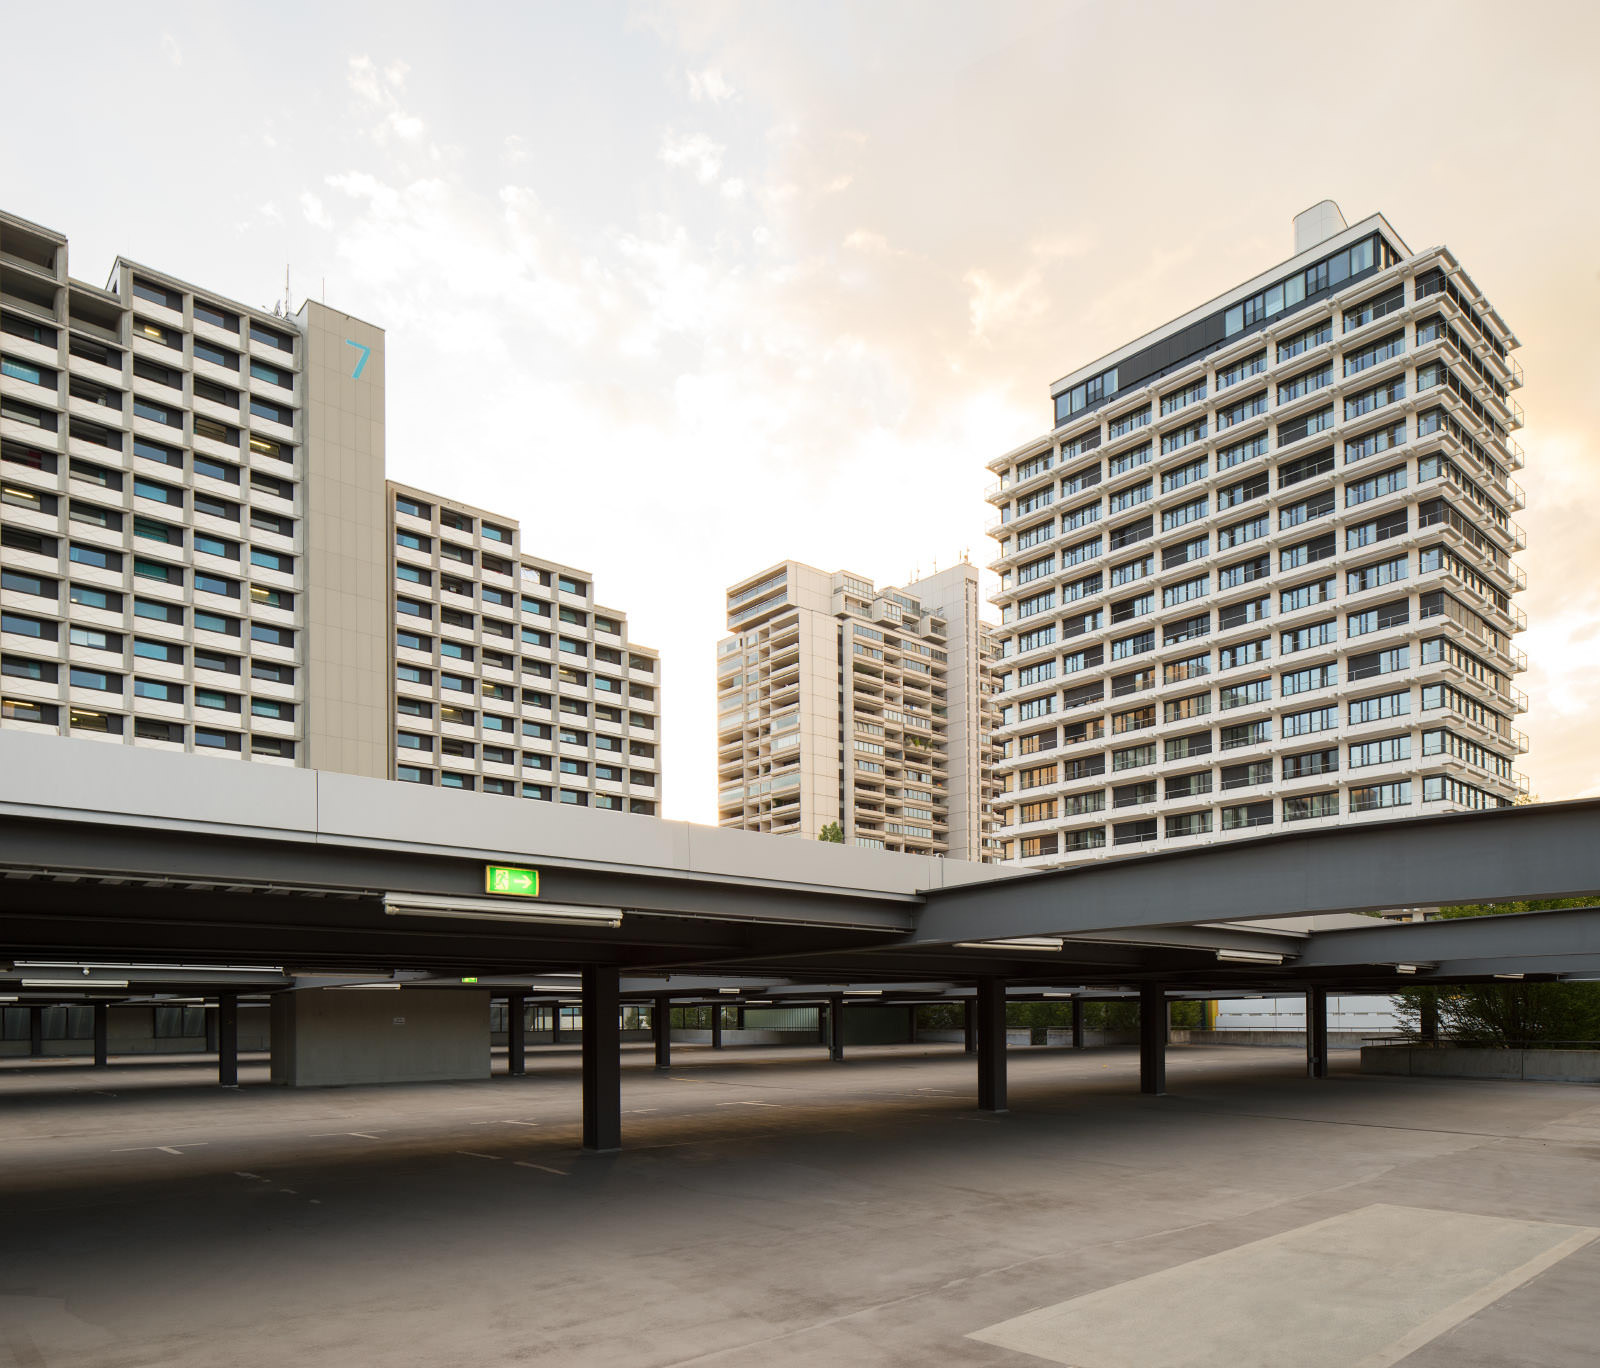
[1,1042,1598,1367]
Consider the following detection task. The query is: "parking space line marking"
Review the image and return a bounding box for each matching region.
[456,1150,500,1160]
[514,1161,568,1176]
[111,1142,207,1154]
[716,1100,780,1108]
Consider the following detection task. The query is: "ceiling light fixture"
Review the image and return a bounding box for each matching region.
[382,894,622,928]
[1216,949,1287,965]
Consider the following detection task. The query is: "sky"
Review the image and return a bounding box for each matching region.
[5,0,1598,821]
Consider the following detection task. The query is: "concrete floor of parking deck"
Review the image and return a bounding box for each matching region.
[3,1043,1599,1368]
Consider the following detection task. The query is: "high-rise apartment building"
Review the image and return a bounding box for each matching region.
[716,559,1000,860]
[985,203,1526,865]
[0,208,659,811]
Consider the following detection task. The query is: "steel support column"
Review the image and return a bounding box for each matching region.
[1071,996,1085,1049]
[581,966,621,1152]
[829,994,845,1062]
[93,1002,108,1067]
[28,1004,43,1058]
[1419,991,1439,1044]
[963,998,976,1054]
[507,992,526,1077]
[550,1003,563,1045]
[976,978,1007,1113]
[710,1002,723,1049]
[217,991,239,1088]
[1139,984,1166,1096]
[1306,986,1329,1079]
[653,995,671,1070]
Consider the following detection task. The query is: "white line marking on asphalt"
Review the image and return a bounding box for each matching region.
[499,1119,540,1126]
[279,1188,297,1195]
[112,1142,208,1154]
[308,1130,387,1139]
[514,1161,568,1176]
[456,1150,500,1160]
[716,1100,779,1108]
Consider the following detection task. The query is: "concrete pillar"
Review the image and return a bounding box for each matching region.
[218,991,239,1088]
[653,995,671,1070]
[581,967,621,1152]
[963,998,977,1054]
[1139,984,1167,1096]
[1071,996,1085,1049]
[1306,986,1329,1079]
[976,979,1007,1113]
[550,1003,564,1045]
[507,992,526,1077]
[28,1004,43,1058]
[710,1002,723,1050]
[829,994,845,1062]
[93,1002,108,1067]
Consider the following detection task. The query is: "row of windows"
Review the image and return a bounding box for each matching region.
[2,607,293,649]
[3,645,292,683]
[1007,725,1511,802]
[392,766,654,811]
[0,698,293,754]
[1007,775,1507,858]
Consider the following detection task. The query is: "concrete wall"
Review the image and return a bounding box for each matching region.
[1362,1045,1600,1083]
[271,988,488,1087]
[1192,1029,1368,1049]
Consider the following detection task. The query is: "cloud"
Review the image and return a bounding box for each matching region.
[659,131,725,184]
[299,192,333,229]
[687,68,738,104]
[347,54,425,144]
[503,134,528,163]
[160,33,182,66]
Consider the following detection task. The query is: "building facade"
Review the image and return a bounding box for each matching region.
[0,208,659,811]
[716,559,1000,860]
[985,203,1526,865]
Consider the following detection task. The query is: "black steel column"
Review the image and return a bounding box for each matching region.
[817,1003,828,1045]
[28,1005,43,1058]
[1071,995,1085,1049]
[963,998,977,1054]
[93,1002,108,1067]
[829,993,845,1062]
[736,1005,746,1031]
[908,1004,919,1045]
[507,992,526,1077]
[1139,984,1166,1096]
[217,991,239,1088]
[205,1005,218,1053]
[1306,986,1329,1079]
[1419,990,1439,1044]
[551,1003,563,1045]
[653,995,671,1070]
[976,979,1007,1113]
[581,966,621,1152]
[710,1002,723,1049]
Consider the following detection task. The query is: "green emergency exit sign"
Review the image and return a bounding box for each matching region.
[484,865,540,897]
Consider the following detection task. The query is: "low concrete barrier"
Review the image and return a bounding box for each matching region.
[1191,1029,1369,1049]
[1362,1045,1600,1083]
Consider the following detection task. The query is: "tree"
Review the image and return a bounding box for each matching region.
[817,821,844,843]
[1393,898,1600,1046]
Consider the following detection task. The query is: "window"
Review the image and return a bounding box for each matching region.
[1283,747,1338,780]
[1347,556,1408,595]
[134,678,184,703]
[1277,404,1334,447]
[70,584,122,612]
[250,548,293,574]
[69,667,121,693]
[1281,663,1337,696]
[1351,735,1411,768]
[133,598,183,626]
[1221,719,1272,749]
[249,398,293,426]
[1217,433,1269,473]
[1350,781,1412,812]
[1278,363,1333,406]
[1350,689,1410,725]
[1284,791,1339,822]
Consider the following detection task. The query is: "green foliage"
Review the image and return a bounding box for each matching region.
[1393,898,1600,1046]
[817,821,845,843]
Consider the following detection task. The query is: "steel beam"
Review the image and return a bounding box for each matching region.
[581,966,621,1152]
[710,1002,723,1050]
[909,804,1600,945]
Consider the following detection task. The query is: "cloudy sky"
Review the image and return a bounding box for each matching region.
[7,1,1598,820]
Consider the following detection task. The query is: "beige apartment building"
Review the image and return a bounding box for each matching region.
[985,203,1526,865]
[0,206,658,810]
[716,559,1001,860]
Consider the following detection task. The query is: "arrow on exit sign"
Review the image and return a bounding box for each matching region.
[484,865,540,897]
